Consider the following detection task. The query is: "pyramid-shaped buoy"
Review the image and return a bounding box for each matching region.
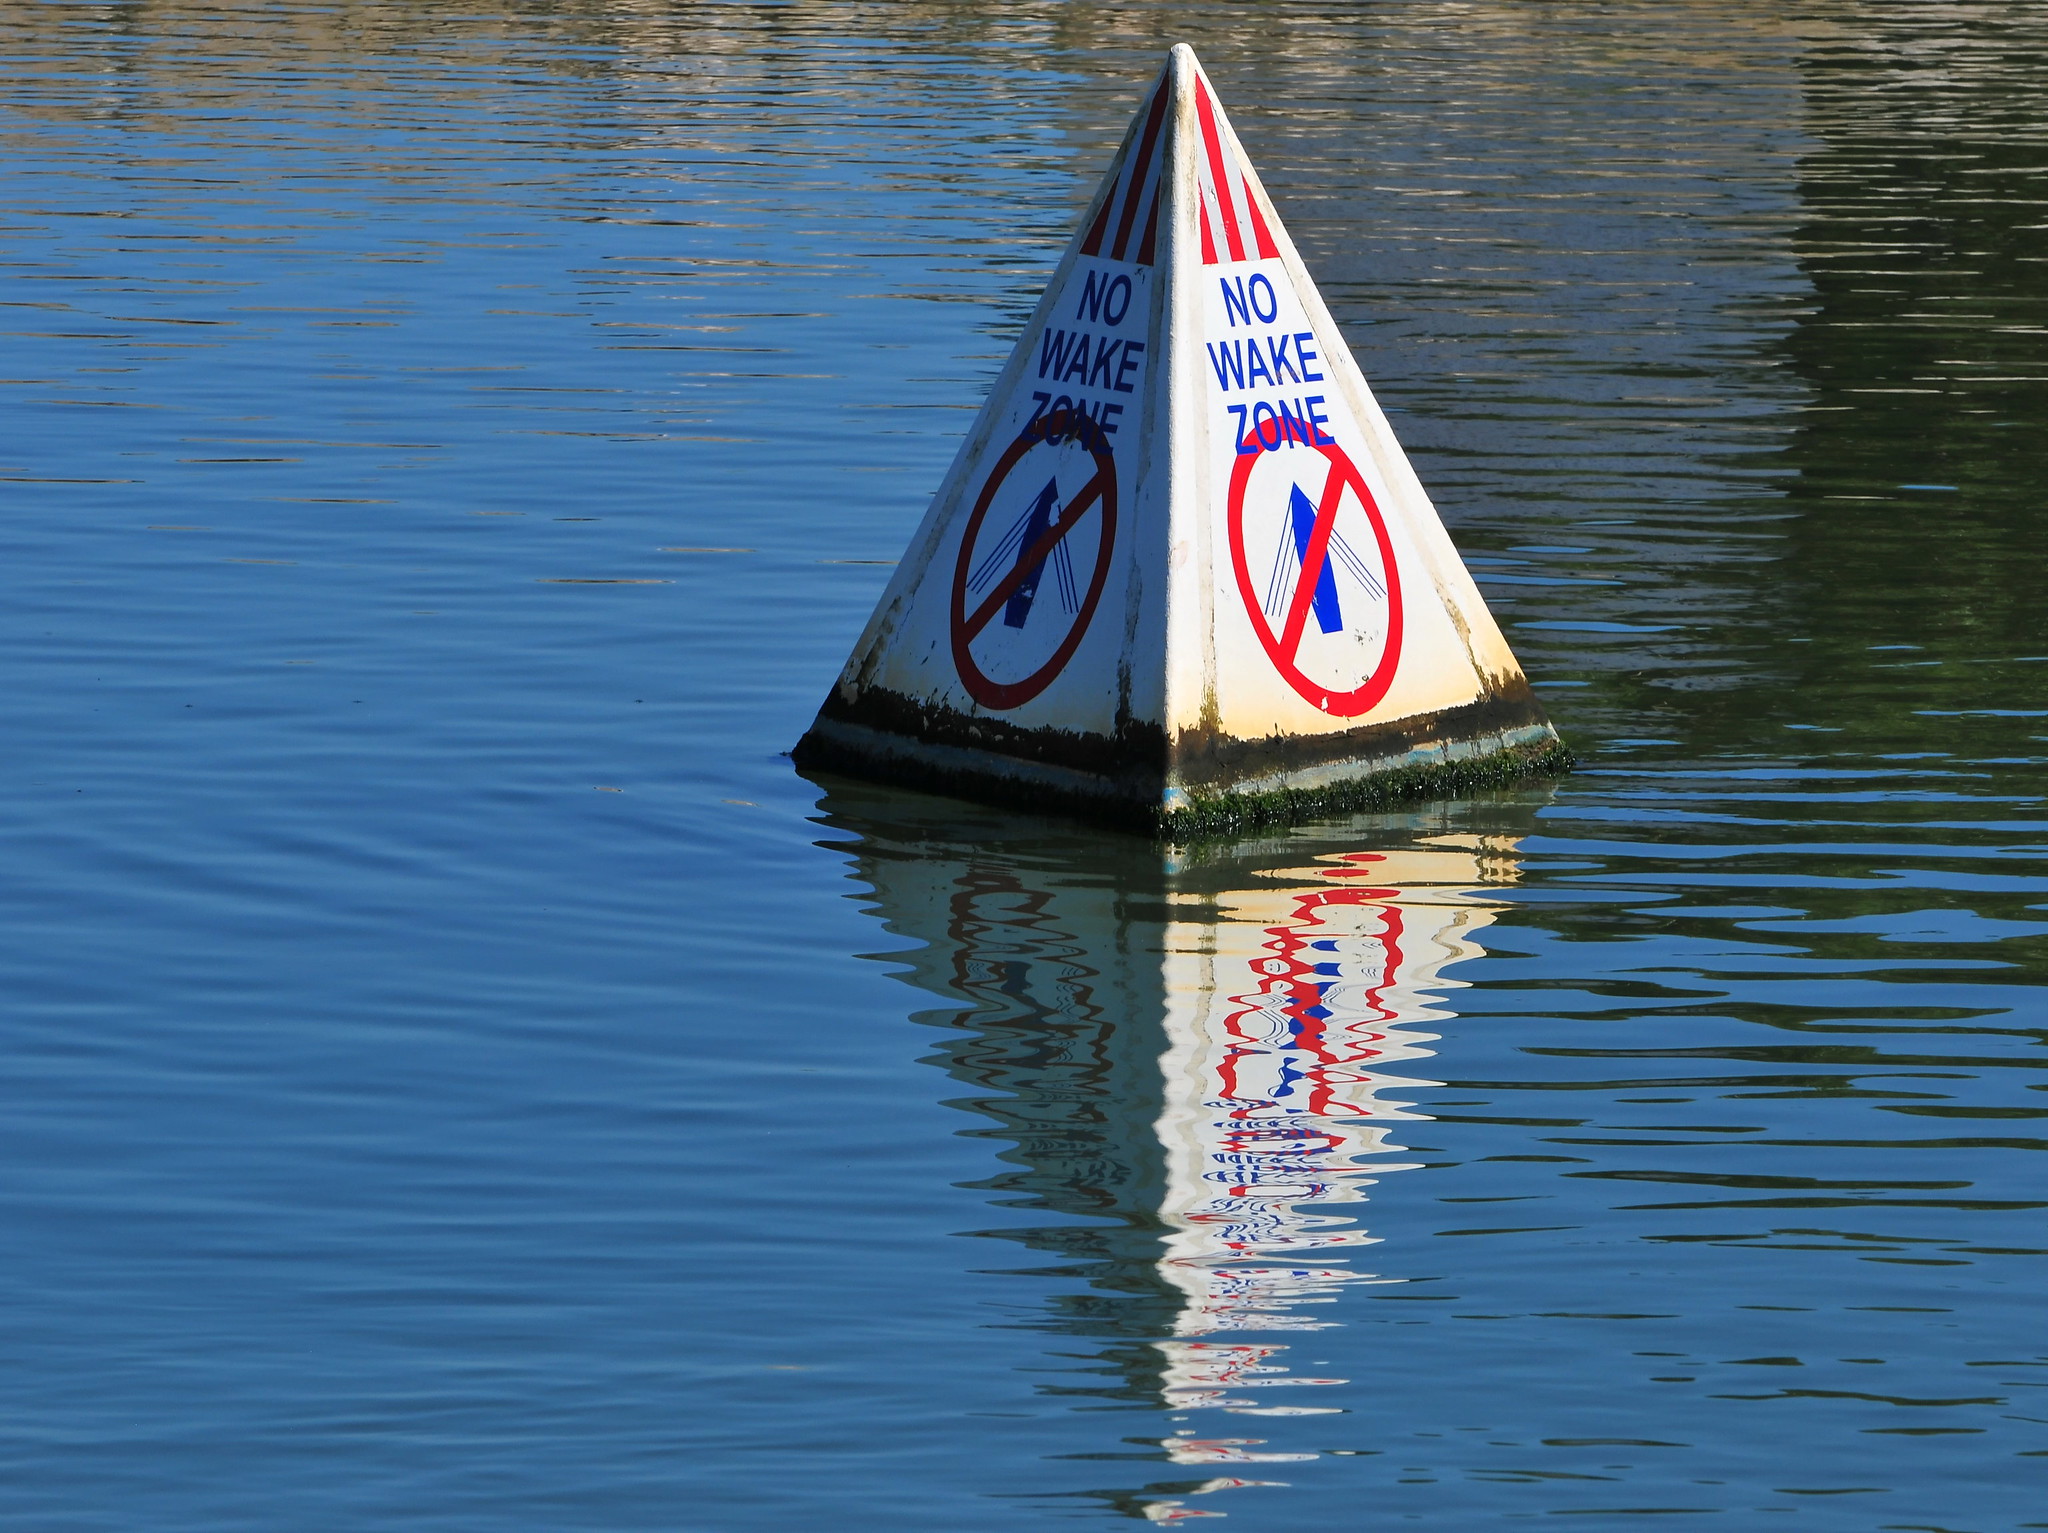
[794,45,1568,834]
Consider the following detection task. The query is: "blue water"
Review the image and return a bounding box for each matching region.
[3,3,2046,1527]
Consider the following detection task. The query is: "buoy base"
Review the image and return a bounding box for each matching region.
[795,703,1571,838]
[1155,732,1573,839]
[795,714,1160,820]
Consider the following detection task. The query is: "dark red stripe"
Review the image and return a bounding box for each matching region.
[1109,76,1170,261]
[1079,178,1115,257]
[1135,179,1161,266]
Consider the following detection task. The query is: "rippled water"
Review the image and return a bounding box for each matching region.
[4,3,2046,1527]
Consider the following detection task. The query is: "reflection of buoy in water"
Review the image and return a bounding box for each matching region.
[1150,861,1506,1423]
[822,795,1526,1518]
[794,44,1568,835]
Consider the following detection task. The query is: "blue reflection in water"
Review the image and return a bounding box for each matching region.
[820,786,1526,1521]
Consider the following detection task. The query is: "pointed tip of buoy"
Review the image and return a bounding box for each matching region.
[794,51,1564,833]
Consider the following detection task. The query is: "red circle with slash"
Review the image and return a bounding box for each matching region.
[949,410,1119,711]
[1226,431,1403,717]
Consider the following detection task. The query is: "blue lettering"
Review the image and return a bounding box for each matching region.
[1061,336,1093,384]
[1305,394,1335,445]
[1077,271,1135,327]
[1244,342,1275,389]
[1087,336,1119,391]
[1206,339,1245,392]
[1219,276,1252,328]
[1113,340,1144,393]
[1248,273,1278,324]
[1077,271,1110,324]
[1227,403,1255,455]
[1102,273,1132,326]
[1265,332,1300,384]
[1253,400,1282,451]
[1296,331,1322,381]
[1038,328,1079,380]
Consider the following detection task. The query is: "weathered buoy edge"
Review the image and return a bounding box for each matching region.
[792,711,1573,839]
[1155,733,1575,840]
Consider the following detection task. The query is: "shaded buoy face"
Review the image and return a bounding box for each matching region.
[949,407,1120,711]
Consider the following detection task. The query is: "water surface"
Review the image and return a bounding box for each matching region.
[2,2,2046,1527]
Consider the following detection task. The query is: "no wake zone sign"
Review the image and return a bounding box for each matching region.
[946,264,1147,709]
[949,404,1119,711]
[1208,272,1403,718]
[797,45,1557,823]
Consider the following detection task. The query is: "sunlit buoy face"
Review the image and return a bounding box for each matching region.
[1202,265,1404,718]
[1227,438,1400,716]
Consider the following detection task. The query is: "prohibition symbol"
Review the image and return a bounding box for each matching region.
[1226,430,1402,717]
[949,410,1118,711]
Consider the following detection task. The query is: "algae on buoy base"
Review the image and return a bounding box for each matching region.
[794,44,1567,835]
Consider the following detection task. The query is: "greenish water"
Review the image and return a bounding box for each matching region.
[1,3,2044,1527]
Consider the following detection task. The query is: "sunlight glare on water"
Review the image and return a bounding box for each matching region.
[2,2,2046,1527]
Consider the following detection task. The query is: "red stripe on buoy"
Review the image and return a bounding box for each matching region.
[1245,184,1279,260]
[1194,77,1245,263]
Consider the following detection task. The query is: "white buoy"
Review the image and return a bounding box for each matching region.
[796,44,1565,833]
